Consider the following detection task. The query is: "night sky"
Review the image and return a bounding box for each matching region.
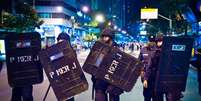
[189,0,201,21]
[0,0,200,20]
[0,0,12,12]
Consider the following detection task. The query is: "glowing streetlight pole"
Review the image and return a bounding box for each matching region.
[82,6,89,13]
[108,22,112,26]
[95,14,105,23]
[114,25,118,30]
[158,14,172,29]
[56,6,63,12]
[122,30,127,34]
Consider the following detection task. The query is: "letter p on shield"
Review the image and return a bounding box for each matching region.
[49,72,55,79]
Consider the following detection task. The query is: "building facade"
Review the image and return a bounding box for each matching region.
[35,0,88,47]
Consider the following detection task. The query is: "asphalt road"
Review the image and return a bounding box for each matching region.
[0,50,201,101]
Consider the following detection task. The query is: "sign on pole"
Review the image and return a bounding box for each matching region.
[141,8,158,19]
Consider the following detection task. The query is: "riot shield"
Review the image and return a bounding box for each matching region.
[39,40,88,101]
[83,41,143,92]
[5,32,43,87]
[155,36,194,92]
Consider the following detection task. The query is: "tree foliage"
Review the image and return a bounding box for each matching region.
[149,0,189,34]
[83,33,98,42]
[1,2,43,32]
[156,0,189,15]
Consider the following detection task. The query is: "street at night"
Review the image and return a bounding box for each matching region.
[0,0,201,101]
[0,50,201,101]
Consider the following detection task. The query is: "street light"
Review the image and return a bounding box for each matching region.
[112,15,117,18]
[108,21,112,26]
[56,6,63,12]
[122,30,127,34]
[118,28,121,31]
[82,6,89,13]
[114,25,118,30]
[95,14,105,23]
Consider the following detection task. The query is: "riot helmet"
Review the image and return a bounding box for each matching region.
[100,28,115,40]
[155,33,163,42]
[57,32,70,42]
[155,33,163,47]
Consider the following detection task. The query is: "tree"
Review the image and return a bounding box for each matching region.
[1,2,43,32]
[155,0,189,34]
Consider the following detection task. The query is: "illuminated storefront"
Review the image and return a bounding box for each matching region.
[35,0,88,48]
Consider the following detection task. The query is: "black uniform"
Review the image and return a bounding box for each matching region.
[140,44,163,101]
[10,38,34,101]
[57,32,75,101]
[11,86,33,101]
[92,42,123,101]
[92,28,123,101]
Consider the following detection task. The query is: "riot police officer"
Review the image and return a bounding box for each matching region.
[11,85,33,101]
[92,28,123,101]
[57,32,75,101]
[140,34,163,101]
[142,34,184,101]
[10,48,33,101]
[158,36,183,101]
[190,48,201,96]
